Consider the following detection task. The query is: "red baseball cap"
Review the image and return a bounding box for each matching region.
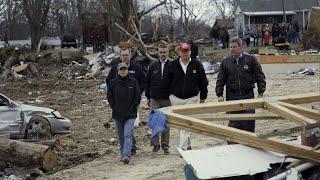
[179,43,190,51]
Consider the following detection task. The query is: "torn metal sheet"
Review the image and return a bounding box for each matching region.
[179,144,295,179]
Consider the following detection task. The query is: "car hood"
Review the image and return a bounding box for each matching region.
[19,104,54,116]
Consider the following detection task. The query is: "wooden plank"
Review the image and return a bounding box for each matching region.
[264,100,317,125]
[192,114,282,121]
[277,102,320,122]
[170,98,265,115]
[165,93,320,115]
[275,93,320,104]
[258,122,320,138]
[13,64,28,73]
[257,55,320,64]
[166,112,320,162]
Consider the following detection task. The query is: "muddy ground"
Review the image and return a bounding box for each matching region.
[0,48,319,179]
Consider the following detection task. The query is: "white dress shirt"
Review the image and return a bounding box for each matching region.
[179,58,191,74]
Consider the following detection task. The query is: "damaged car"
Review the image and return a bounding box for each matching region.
[0,93,71,138]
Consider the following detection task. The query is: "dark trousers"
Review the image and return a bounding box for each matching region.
[245,38,250,47]
[226,90,255,132]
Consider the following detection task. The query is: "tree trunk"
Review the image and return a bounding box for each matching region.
[30,27,41,51]
[0,138,57,171]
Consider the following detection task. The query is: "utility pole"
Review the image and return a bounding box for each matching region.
[282,0,287,23]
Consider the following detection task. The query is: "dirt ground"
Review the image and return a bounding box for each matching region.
[1,63,319,179]
[0,46,319,179]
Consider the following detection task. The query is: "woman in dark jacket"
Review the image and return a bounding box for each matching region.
[107,62,141,164]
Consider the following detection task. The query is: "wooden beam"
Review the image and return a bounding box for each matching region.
[257,55,320,64]
[275,93,320,104]
[192,113,282,121]
[277,102,320,121]
[166,112,320,162]
[163,93,320,115]
[170,98,265,115]
[264,100,317,125]
[258,122,320,138]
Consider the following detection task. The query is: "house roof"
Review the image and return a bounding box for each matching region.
[237,0,319,12]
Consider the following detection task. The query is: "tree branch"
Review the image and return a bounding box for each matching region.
[137,0,167,19]
[114,22,139,41]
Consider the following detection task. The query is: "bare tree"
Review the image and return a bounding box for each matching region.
[21,0,52,50]
[1,0,21,43]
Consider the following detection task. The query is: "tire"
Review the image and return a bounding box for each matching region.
[26,116,51,139]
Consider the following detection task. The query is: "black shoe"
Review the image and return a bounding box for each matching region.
[163,148,170,155]
[123,158,129,164]
[152,145,160,152]
[186,146,192,150]
[131,149,136,156]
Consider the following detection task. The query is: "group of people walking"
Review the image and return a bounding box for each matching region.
[106,37,266,164]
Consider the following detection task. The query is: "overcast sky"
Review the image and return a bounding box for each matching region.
[138,0,232,25]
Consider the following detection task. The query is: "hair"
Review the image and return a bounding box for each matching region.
[158,43,168,49]
[120,48,131,54]
[230,37,243,47]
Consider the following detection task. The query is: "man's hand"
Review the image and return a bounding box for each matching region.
[200,99,205,103]
[218,96,224,102]
[257,94,263,98]
[147,99,150,106]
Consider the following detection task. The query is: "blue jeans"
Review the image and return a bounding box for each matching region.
[114,118,135,159]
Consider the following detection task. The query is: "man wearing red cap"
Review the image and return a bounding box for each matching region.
[160,43,208,150]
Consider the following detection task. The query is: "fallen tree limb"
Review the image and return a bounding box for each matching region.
[0,138,57,170]
[115,22,139,42]
[129,17,157,62]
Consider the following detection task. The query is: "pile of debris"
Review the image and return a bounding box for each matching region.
[0,45,90,80]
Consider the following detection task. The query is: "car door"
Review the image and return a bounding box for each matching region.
[0,94,22,134]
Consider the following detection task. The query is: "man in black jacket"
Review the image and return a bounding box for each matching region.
[215,37,266,133]
[107,63,141,164]
[161,43,208,150]
[106,48,146,155]
[145,44,171,154]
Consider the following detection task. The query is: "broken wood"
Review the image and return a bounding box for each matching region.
[13,64,28,73]
[19,139,60,148]
[115,22,139,42]
[264,100,317,125]
[129,17,157,62]
[192,113,282,121]
[161,93,320,163]
[169,93,320,115]
[277,101,320,121]
[0,138,57,170]
[167,112,320,162]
